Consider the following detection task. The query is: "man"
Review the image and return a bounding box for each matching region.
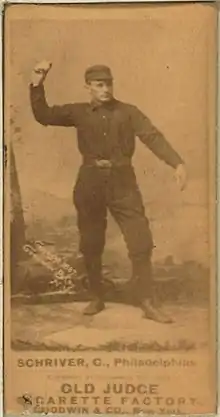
[29,61,187,323]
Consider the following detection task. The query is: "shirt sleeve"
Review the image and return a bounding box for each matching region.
[29,84,81,127]
[130,105,184,169]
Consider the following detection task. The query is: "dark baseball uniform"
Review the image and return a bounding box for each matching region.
[30,83,183,301]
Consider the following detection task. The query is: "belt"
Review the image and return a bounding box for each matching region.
[82,156,131,168]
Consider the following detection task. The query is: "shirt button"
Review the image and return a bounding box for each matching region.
[104,132,107,136]
[102,115,106,119]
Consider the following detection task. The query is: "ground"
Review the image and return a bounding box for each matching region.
[11,301,209,352]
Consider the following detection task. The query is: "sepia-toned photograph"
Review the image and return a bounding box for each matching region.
[4,3,217,415]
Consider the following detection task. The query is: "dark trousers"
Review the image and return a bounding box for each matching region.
[73,165,154,301]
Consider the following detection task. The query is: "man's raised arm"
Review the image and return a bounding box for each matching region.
[29,61,80,127]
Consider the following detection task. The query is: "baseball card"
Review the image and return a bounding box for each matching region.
[4,2,218,415]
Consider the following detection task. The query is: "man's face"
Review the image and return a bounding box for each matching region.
[86,80,114,102]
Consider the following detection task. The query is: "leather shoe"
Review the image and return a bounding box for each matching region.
[83,298,105,316]
[141,299,173,324]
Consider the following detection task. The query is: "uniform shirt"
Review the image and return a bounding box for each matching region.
[30,84,183,168]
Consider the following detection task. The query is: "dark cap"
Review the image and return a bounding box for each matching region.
[85,65,113,83]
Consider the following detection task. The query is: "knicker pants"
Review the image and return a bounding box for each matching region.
[73,165,154,300]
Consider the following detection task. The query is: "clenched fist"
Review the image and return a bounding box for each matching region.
[31,60,52,87]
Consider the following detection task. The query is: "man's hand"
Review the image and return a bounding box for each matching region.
[174,163,187,191]
[31,60,52,87]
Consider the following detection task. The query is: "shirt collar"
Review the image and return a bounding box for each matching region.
[90,97,118,111]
